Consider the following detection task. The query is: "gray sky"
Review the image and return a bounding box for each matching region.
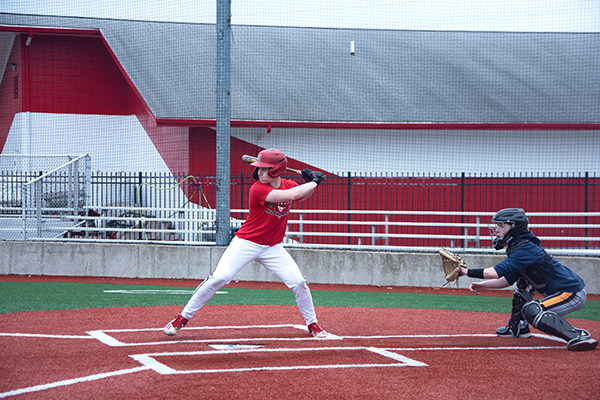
[1,0,599,32]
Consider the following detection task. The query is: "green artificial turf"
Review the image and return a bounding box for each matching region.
[0,281,598,321]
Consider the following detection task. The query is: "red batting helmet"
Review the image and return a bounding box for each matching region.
[251,149,287,178]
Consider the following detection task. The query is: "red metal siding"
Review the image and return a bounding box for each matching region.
[0,32,191,176]
[0,35,22,150]
[188,127,323,177]
[27,34,131,115]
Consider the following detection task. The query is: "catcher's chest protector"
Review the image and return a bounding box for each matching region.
[510,240,555,296]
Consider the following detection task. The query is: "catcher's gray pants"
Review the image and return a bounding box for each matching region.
[540,290,587,316]
[518,279,587,317]
[181,236,318,325]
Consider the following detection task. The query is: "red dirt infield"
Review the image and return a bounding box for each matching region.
[1,277,599,399]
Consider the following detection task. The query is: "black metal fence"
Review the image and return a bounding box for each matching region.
[95,171,599,248]
[2,171,599,250]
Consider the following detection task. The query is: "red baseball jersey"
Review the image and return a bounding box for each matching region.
[235,179,298,245]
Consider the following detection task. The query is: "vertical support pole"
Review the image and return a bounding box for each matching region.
[70,160,79,238]
[476,216,481,247]
[347,172,351,245]
[385,213,389,246]
[585,171,589,249]
[84,155,91,238]
[461,172,465,248]
[299,213,304,244]
[240,172,245,219]
[216,0,231,246]
[21,33,31,112]
[35,180,41,237]
[84,154,91,210]
[21,184,27,240]
[138,171,143,241]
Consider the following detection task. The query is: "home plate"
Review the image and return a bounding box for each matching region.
[208,344,266,350]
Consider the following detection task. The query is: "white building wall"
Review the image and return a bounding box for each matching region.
[1,113,186,213]
[3,113,172,173]
[232,128,600,176]
[2,114,598,177]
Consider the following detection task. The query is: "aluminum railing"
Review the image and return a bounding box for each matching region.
[2,205,597,256]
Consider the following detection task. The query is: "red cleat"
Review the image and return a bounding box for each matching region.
[164,314,188,336]
[308,322,327,338]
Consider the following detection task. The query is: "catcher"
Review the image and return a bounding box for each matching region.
[447,208,597,351]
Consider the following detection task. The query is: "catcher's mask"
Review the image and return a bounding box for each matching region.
[489,208,529,250]
[251,149,287,178]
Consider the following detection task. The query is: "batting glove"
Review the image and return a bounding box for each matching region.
[301,169,315,183]
[312,171,325,186]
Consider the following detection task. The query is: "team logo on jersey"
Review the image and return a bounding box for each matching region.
[266,201,292,218]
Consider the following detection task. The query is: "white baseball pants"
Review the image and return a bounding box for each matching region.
[181,236,318,325]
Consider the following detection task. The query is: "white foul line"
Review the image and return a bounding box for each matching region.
[0,366,150,399]
[103,290,227,294]
[0,332,93,339]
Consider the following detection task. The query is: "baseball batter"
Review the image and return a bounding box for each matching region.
[164,149,327,338]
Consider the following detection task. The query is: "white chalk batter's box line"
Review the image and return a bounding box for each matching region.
[86,324,343,346]
[0,328,566,399]
[129,338,565,375]
[84,323,567,347]
[131,346,430,374]
[126,331,566,375]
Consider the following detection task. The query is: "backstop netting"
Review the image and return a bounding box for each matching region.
[0,2,598,251]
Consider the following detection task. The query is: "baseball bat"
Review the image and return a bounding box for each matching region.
[241,154,301,174]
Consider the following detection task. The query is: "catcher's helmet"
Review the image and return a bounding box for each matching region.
[251,149,287,178]
[490,208,529,250]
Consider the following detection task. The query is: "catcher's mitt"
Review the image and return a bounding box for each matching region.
[439,248,466,286]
